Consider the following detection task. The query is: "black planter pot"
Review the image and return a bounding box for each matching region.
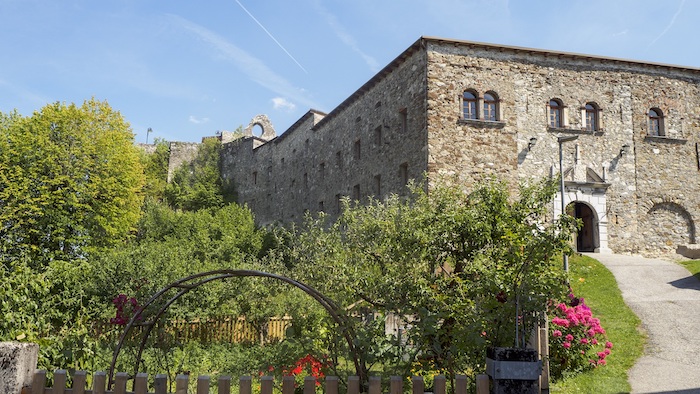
[485,347,541,394]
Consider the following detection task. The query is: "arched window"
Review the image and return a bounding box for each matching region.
[585,102,599,131]
[549,99,563,128]
[463,90,478,120]
[483,92,498,121]
[648,108,664,136]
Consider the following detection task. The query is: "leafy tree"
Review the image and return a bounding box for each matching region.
[276,177,578,380]
[165,137,235,211]
[141,138,170,202]
[0,99,144,268]
[92,200,269,319]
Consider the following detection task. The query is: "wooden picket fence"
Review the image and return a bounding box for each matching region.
[24,370,491,394]
[93,316,292,345]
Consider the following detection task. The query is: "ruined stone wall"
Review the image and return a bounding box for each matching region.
[423,40,700,256]
[222,48,430,225]
[167,142,200,182]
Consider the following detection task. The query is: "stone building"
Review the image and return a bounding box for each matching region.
[216,36,700,257]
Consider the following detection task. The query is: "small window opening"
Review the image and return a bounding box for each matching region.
[374,126,382,146]
[399,162,409,185]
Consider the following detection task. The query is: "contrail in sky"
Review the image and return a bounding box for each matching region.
[234,0,308,73]
[647,0,685,48]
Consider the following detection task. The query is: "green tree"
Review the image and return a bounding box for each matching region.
[141,138,170,202]
[277,177,578,380]
[165,137,234,211]
[92,200,268,319]
[0,99,144,268]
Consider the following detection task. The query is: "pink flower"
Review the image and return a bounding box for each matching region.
[605,341,614,349]
[598,359,607,366]
[591,339,598,345]
[597,352,607,359]
[580,338,589,344]
[562,342,571,349]
[565,334,574,342]
[552,330,562,338]
[604,348,611,355]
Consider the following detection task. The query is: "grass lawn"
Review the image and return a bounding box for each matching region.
[678,259,700,280]
[550,254,646,393]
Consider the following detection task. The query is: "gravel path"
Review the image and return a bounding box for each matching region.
[585,253,700,394]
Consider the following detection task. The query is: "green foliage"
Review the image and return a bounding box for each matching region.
[551,255,644,393]
[277,177,578,379]
[0,258,50,342]
[91,200,268,319]
[165,138,234,211]
[141,138,170,201]
[0,99,144,267]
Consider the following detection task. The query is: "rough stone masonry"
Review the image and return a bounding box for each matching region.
[159,36,700,258]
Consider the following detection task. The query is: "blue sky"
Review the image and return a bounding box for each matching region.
[1,0,697,143]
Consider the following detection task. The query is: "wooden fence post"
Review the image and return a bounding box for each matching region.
[197,375,209,394]
[540,325,550,392]
[92,371,106,394]
[454,375,467,394]
[368,376,381,394]
[239,376,252,394]
[476,374,489,394]
[411,376,424,394]
[325,376,339,394]
[390,376,402,394]
[218,376,232,394]
[303,376,315,394]
[347,376,360,394]
[134,373,148,394]
[154,374,168,394]
[282,375,295,394]
[433,374,446,394]
[175,374,189,394]
[73,371,87,394]
[114,372,128,394]
[31,370,46,394]
[261,375,273,394]
[53,370,67,394]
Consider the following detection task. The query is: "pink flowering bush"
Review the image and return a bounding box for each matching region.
[549,292,612,380]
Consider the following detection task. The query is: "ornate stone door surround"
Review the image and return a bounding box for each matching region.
[553,181,612,254]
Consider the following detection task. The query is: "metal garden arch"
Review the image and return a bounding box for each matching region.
[107,269,363,388]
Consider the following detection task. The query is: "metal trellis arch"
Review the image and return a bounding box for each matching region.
[107,269,363,388]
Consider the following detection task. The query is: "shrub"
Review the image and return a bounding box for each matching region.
[549,292,613,380]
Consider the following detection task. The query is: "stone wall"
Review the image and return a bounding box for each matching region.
[0,342,38,394]
[222,46,430,225]
[167,142,200,182]
[421,39,700,256]
[204,37,700,257]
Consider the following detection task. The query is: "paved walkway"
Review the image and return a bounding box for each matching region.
[584,253,700,394]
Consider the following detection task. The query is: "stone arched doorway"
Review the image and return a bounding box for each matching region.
[571,202,597,252]
[555,187,611,253]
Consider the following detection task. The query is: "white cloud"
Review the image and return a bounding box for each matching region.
[272,97,296,111]
[189,115,210,124]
